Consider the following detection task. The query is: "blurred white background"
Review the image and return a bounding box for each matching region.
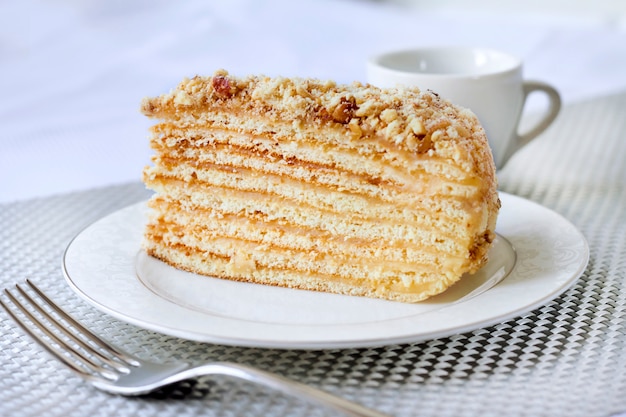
[380,0,626,27]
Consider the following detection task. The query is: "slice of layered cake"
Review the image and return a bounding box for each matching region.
[140,70,500,303]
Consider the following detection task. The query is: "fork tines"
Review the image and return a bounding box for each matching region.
[0,280,139,381]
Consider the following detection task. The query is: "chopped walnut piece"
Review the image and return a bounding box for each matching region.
[317,107,333,123]
[331,96,357,124]
[416,135,433,153]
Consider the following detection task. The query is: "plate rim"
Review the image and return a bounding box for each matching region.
[62,192,589,349]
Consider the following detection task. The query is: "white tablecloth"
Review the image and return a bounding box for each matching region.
[1,0,626,203]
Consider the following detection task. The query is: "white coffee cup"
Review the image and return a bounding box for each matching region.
[366,47,561,169]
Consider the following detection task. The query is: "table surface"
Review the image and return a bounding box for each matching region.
[2,1,626,416]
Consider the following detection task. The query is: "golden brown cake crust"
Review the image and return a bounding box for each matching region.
[141,70,500,303]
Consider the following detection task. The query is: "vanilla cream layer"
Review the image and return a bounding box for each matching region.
[149,124,480,193]
[145,222,465,282]
[144,163,482,235]
[147,197,471,268]
[145,166,479,232]
[144,240,458,303]
[144,177,479,254]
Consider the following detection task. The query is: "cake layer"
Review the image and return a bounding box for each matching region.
[149,123,475,183]
[144,168,478,240]
[144,238,460,303]
[146,197,471,267]
[148,128,482,200]
[144,225,466,283]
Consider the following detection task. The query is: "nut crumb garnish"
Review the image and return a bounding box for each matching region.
[212,75,235,98]
[331,96,357,124]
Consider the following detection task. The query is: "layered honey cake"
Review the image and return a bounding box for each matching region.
[140,70,500,303]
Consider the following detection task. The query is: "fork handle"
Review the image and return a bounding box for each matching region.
[179,361,391,417]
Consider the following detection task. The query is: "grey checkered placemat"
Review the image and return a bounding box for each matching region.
[1,91,625,417]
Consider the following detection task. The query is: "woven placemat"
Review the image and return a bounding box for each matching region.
[1,91,625,417]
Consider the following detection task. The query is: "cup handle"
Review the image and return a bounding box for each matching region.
[500,81,561,167]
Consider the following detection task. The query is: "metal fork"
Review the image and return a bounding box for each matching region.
[0,280,389,417]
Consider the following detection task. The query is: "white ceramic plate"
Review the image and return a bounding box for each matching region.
[63,192,588,349]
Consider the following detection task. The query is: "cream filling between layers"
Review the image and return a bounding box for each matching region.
[144,166,481,236]
[145,223,465,283]
[145,243,455,302]
[144,230,462,298]
[149,124,480,190]
[147,197,472,267]
[144,178,480,253]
